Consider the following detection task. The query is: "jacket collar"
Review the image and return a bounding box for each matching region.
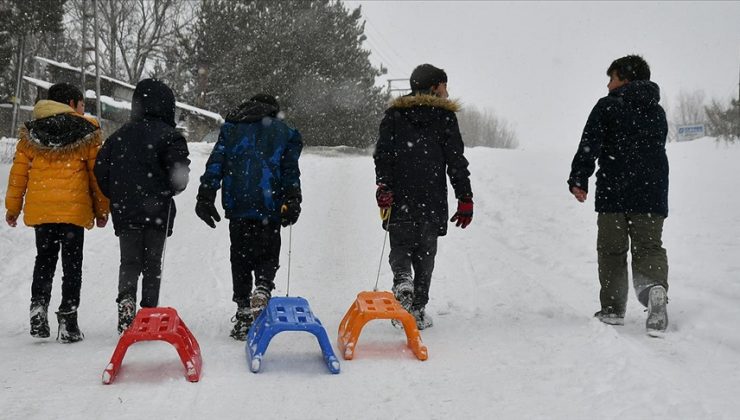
[390,94,461,112]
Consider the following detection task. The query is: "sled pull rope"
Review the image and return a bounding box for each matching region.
[286,223,293,297]
[160,200,173,282]
[374,207,392,291]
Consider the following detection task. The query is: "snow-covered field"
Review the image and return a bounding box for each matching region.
[1,138,739,419]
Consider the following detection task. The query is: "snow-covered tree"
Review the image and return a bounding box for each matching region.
[457,105,518,149]
[184,0,387,147]
[705,98,740,142]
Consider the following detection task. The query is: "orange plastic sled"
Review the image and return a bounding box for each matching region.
[102,307,202,384]
[337,291,428,361]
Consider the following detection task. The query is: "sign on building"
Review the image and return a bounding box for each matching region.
[676,124,706,142]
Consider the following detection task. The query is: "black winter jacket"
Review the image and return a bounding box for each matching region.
[374,94,472,236]
[568,80,669,216]
[94,79,190,236]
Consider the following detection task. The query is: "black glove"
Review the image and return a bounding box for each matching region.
[280,198,301,227]
[195,200,220,228]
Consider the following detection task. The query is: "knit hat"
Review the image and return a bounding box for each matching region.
[410,64,447,92]
[250,93,279,113]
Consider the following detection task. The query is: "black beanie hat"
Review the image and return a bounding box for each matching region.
[410,64,448,92]
[250,93,279,113]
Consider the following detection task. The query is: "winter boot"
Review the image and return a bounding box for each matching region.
[117,298,137,335]
[391,280,414,328]
[30,301,50,338]
[411,306,433,330]
[392,280,414,312]
[230,306,254,341]
[646,285,668,336]
[594,309,625,326]
[56,310,84,343]
[250,286,271,320]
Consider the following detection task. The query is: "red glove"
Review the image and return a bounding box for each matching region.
[376,184,393,208]
[450,198,473,228]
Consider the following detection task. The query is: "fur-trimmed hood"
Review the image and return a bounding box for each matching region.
[390,94,461,113]
[22,100,100,153]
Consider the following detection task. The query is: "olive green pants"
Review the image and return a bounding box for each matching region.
[597,213,668,313]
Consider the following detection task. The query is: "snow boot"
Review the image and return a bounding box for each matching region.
[56,310,84,343]
[30,301,50,338]
[117,298,137,335]
[392,280,414,311]
[594,309,625,326]
[391,280,414,329]
[646,285,668,336]
[230,306,254,341]
[411,306,433,330]
[250,286,271,320]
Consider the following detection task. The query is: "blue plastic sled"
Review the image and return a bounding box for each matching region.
[246,296,340,374]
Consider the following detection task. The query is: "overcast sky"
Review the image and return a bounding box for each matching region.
[345,1,740,151]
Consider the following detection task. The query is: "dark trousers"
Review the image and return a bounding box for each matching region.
[229,219,281,307]
[388,222,439,308]
[118,229,166,307]
[597,213,669,312]
[32,224,84,312]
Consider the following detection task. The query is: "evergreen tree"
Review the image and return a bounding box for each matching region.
[0,0,66,101]
[185,0,387,147]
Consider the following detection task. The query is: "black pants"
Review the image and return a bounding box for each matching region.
[229,219,281,307]
[118,229,166,307]
[32,224,84,312]
[388,222,439,308]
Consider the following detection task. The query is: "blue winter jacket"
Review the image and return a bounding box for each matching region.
[199,101,302,223]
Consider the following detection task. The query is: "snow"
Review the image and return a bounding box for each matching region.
[22,76,53,90]
[175,101,225,124]
[30,56,224,123]
[34,56,137,90]
[1,137,739,418]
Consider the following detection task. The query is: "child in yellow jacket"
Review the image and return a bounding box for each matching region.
[4,83,109,343]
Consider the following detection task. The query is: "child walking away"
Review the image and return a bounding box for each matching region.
[94,79,190,334]
[4,82,109,343]
[568,55,670,336]
[195,94,302,341]
[374,64,474,330]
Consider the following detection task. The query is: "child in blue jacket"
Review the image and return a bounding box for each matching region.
[195,94,302,340]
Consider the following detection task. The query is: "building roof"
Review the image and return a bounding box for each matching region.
[32,56,224,123]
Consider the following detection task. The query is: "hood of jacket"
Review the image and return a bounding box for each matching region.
[611,80,661,107]
[131,79,177,127]
[225,100,279,123]
[389,93,461,127]
[24,100,98,149]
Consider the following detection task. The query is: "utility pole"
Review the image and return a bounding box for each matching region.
[93,0,102,120]
[9,35,26,137]
[80,0,102,121]
[80,0,88,93]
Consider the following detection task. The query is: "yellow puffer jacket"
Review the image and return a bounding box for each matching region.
[4,100,109,229]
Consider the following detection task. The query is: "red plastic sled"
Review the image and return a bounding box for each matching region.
[102,307,202,384]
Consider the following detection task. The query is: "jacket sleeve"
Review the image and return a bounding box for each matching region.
[5,139,31,216]
[373,110,395,187]
[280,127,303,201]
[198,125,229,202]
[93,136,112,199]
[568,100,606,192]
[162,130,191,196]
[86,132,110,218]
[442,112,473,199]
